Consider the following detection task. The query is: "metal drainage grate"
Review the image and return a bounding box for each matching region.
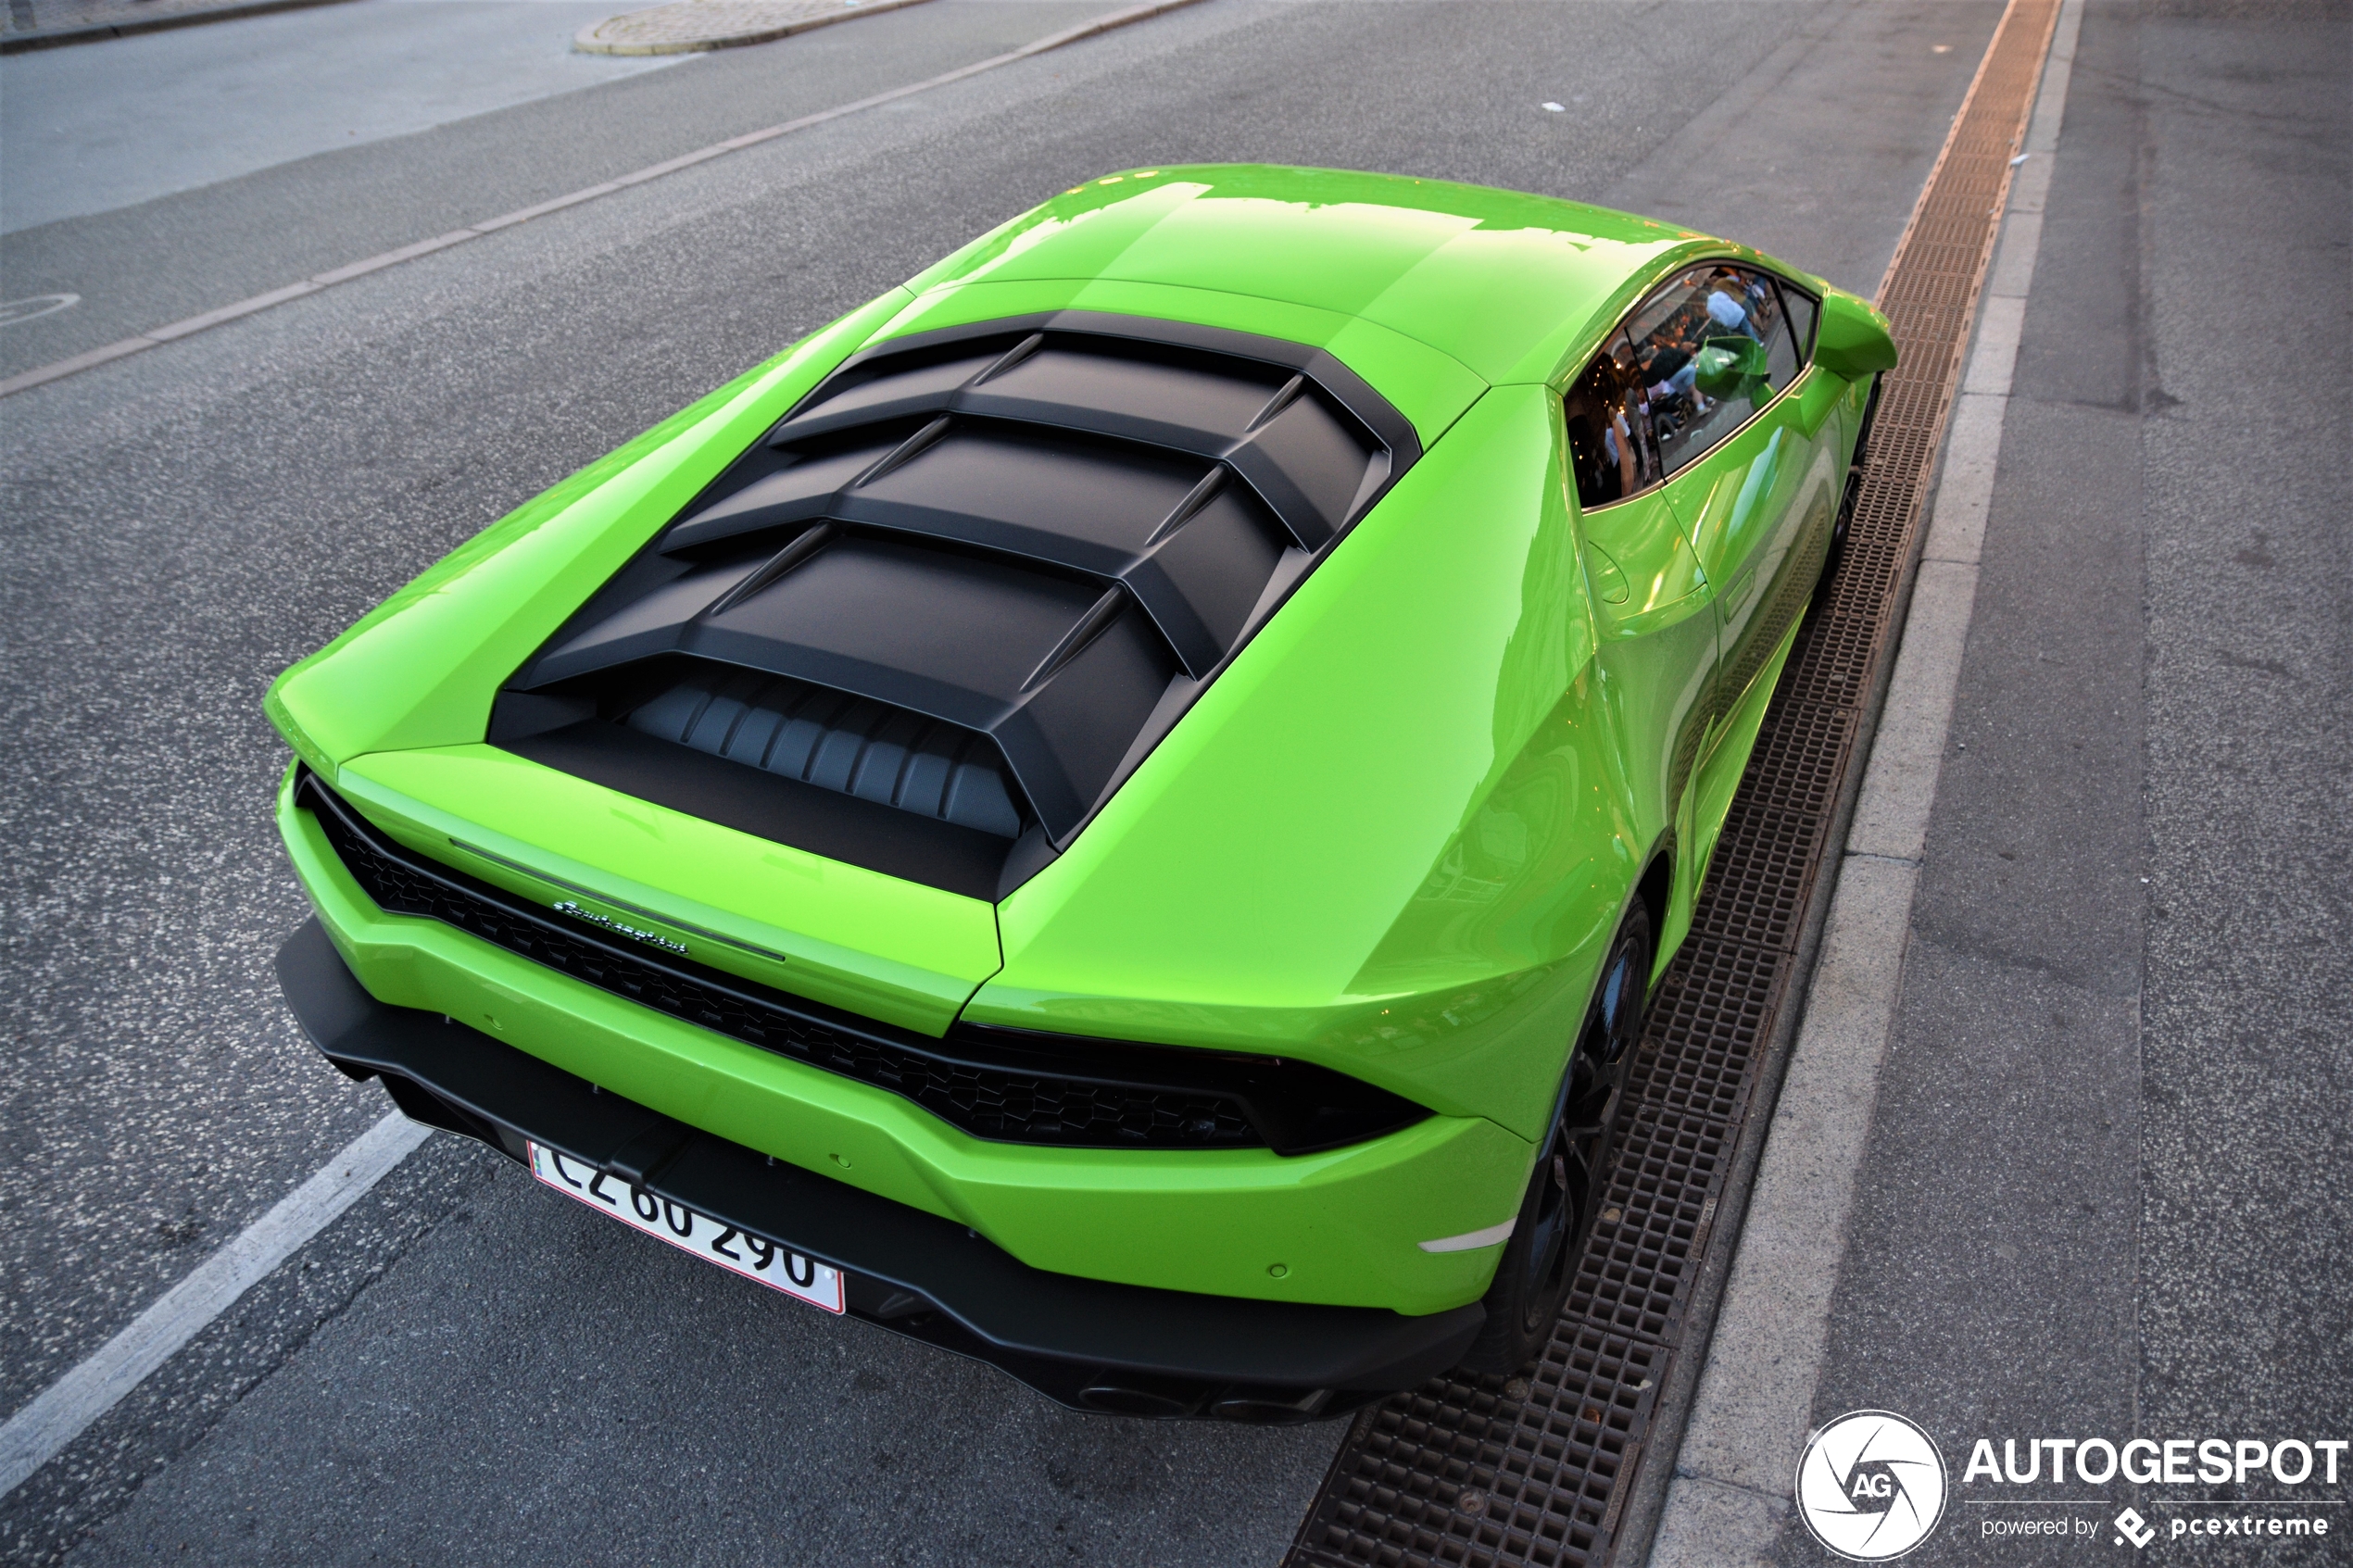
[1282,0,2062,1562]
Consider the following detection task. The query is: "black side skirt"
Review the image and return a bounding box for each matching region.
[274,919,1480,1423]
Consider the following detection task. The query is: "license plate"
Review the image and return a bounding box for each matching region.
[527,1141,844,1313]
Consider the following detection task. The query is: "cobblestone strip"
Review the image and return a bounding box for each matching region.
[575,0,931,58]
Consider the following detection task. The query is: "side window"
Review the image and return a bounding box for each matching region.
[1756,277,1802,386]
[1563,331,1662,510]
[1779,280,1819,363]
[1623,265,1801,474]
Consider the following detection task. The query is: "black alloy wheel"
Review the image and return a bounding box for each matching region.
[1458,903,1653,1375]
[1831,371,1883,550]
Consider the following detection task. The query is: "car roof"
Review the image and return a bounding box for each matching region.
[904,164,1729,386]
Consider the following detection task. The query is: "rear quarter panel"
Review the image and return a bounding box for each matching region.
[971,385,1650,1142]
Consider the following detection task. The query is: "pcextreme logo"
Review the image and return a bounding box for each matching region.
[1796,1410,1950,1561]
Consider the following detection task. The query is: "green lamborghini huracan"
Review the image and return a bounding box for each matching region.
[270,165,1894,1421]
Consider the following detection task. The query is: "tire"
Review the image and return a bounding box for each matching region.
[1831,372,1884,552]
[1457,903,1654,1376]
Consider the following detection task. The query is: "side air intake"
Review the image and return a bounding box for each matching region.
[492,312,1422,898]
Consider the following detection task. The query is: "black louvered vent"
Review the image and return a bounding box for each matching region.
[491,312,1421,898]
[625,666,1024,837]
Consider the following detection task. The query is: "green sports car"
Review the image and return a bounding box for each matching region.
[271,165,1894,1422]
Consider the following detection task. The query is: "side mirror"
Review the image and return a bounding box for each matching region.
[1813,289,1898,381]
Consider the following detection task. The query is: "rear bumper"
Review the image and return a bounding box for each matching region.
[277,918,1482,1422]
[277,764,1529,1315]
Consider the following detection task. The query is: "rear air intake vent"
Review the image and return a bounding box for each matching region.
[625,665,1025,837]
[494,311,1422,898]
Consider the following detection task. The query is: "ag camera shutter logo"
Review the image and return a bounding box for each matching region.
[1795,1410,1949,1560]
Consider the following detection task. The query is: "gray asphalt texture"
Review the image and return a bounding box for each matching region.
[1792,2,2353,1564]
[0,0,679,233]
[0,0,2224,1562]
[0,0,1129,376]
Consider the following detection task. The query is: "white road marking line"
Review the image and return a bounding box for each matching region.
[1644,2,2083,1562]
[0,0,1209,1500]
[0,294,81,326]
[0,1110,431,1499]
[0,0,1208,400]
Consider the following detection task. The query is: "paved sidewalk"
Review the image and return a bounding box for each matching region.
[575,0,928,55]
[1650,0,2352,1562]
[0,0,357,53]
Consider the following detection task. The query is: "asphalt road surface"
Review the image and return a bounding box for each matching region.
[9,0,2334,1563]
[0,0,682,233]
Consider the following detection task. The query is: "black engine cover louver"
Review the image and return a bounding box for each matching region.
[625,666,1024,837]
[493,312,1421,897]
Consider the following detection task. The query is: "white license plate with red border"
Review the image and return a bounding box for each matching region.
[527,1141,844,1313]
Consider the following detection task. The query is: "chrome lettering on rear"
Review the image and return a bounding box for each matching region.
[551,899,687,955]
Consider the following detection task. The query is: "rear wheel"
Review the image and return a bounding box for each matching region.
[1457,904,1654,1375]
[1831,372,1884,551]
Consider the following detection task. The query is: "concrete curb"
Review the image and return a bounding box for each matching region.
[0,0,1209,400]
[574,0,930,58]
[0,0,359,54]
[1643,1,2083,1562]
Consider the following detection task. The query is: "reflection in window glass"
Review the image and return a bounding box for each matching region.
[1622,266,1798,474]
[1564,332,1662,510]
[1780,282,1818,361]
